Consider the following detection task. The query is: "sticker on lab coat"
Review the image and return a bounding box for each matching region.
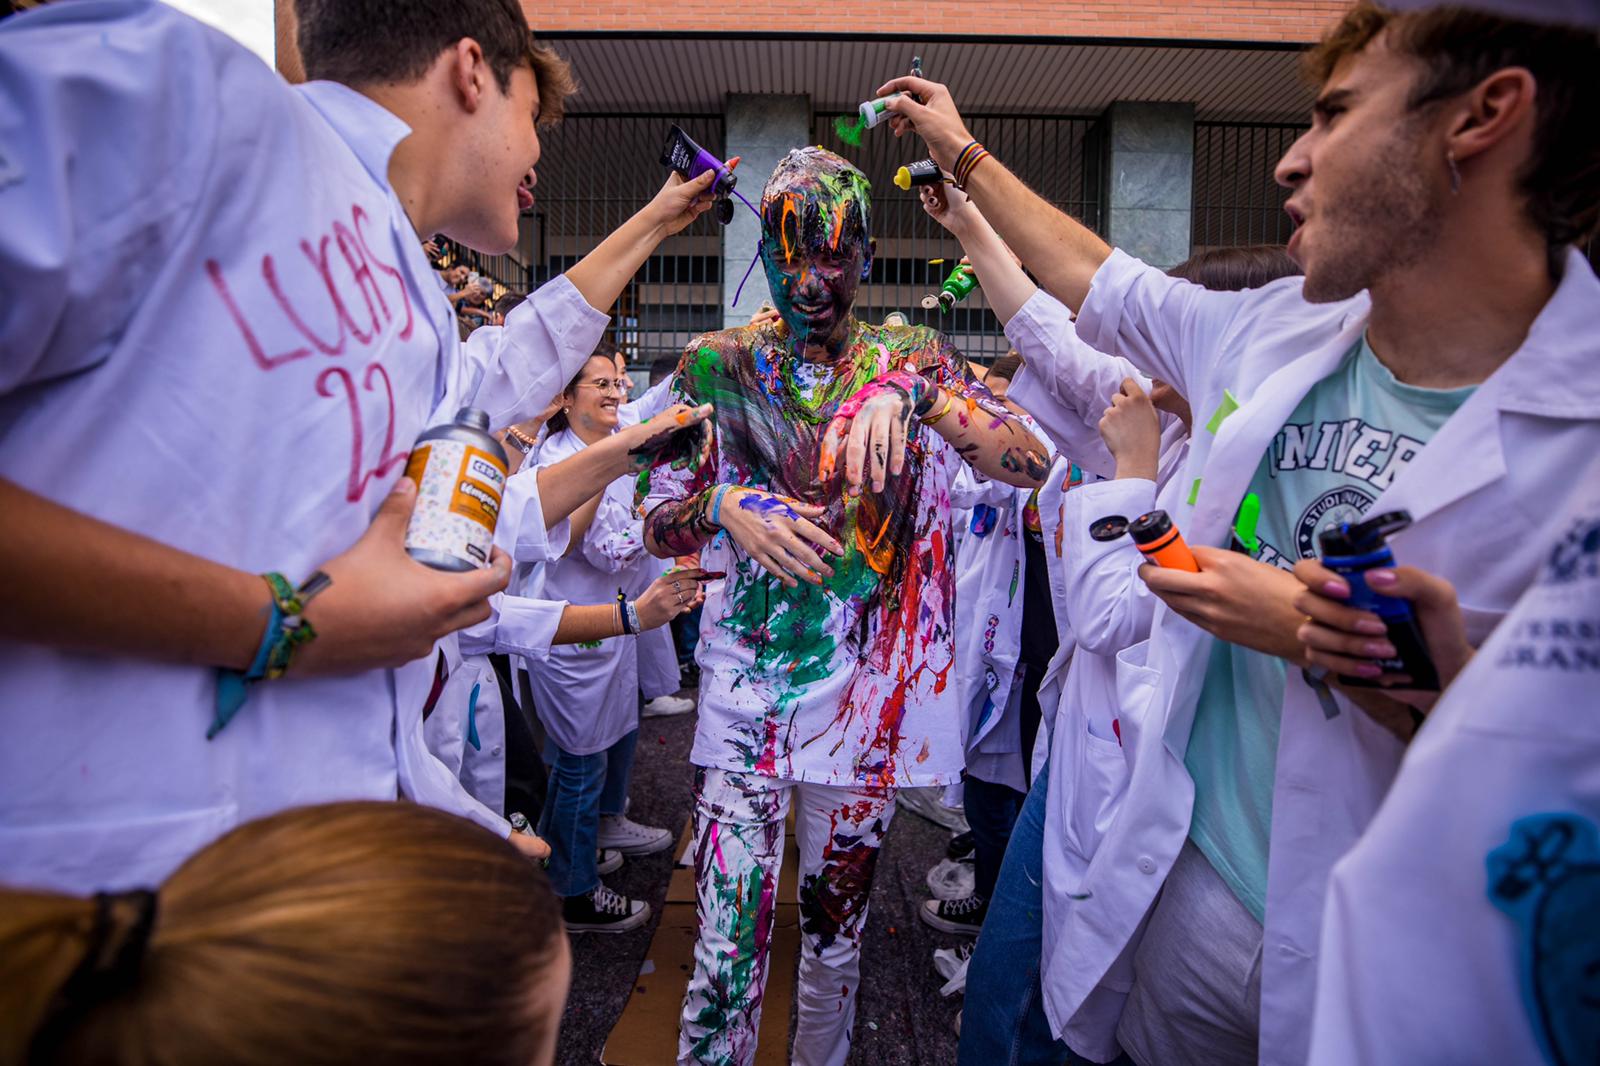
[1487,813,1600,1065]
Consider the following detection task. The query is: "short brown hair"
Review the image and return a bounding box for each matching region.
[1306,2,1600,252]
[295,0,576,125]
[2,802,565,1066]
[1169,245,1303,291]
[988,352,1024,384]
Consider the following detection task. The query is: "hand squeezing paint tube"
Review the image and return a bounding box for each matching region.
[837,57,925,146]
[921,259,978,313]
[660,124,755,225]
[403,407,508,571]
[1317,510,1441,690]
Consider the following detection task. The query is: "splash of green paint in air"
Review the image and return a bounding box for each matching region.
[834,113,866,147]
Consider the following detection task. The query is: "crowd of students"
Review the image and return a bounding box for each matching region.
[0,0,1596,1064]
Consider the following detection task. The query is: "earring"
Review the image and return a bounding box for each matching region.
[1447,152,1462,195]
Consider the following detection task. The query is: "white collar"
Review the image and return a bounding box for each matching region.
[294,80,413,189]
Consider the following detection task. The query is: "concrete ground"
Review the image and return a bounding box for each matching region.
[557,699,967,1065]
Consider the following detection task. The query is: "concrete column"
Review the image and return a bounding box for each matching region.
[1103,102,1195,270]
[722,93,810,328]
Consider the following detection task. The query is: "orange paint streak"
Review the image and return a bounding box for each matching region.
[830,201,847,251]
[779,195,799,264]
[855,511,895,575]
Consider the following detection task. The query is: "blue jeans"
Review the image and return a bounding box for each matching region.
[538,729,639,897]
[961,766,1116,1066]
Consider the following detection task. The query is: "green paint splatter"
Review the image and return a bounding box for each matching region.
[834,113,866,146]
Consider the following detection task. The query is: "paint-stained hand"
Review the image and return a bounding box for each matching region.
[874,75,976,173]
[1292,559,1473,710]
[819,368,931,495]
[749,304,782,328]
[1099,378,1161,482]
[1141,546,1308,664]
[292,477,512,676]
[919,181,977,235]
[714,488,845,589]
[636,566,717,630]
[624,402,715,471]
[647,171,719,237]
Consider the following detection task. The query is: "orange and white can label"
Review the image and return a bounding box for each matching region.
[403,441,508,567]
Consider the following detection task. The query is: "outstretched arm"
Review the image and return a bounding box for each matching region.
[819,347,1050,494]
[877,76,1111,313]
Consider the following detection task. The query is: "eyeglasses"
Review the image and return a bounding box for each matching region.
[574,379,629,396]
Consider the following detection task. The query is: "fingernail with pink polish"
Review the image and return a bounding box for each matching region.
[1355,619,1388,636]
[1354,662,1383,678]
[1321,580,1350,597]
[1367,569,1398,587]
[1363,641,1397,658]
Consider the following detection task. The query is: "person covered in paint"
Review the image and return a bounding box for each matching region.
[640,147,1049,1066]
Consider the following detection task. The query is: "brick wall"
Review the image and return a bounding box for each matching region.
[522,1,1352,44]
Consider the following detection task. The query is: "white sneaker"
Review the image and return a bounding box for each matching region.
[597,813,674,856]
[597,848,624,875]
[641,694,695,717]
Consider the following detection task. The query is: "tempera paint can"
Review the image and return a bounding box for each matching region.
[894,158,945,190]
[1317,510,1441,690]
[1128,509,1201,572]
[403,407,508,572]
[921,261,978,312]
[858,93,903,130]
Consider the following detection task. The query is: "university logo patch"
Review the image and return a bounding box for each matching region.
[1543,516,1600,587]
[1487,814,1600,1065]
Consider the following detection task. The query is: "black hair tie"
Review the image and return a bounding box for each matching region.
[27,889,159,1064]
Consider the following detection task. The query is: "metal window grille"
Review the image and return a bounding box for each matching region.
[813,113,1104,365]
[531,114,726,373]
[1191,121,1307,250]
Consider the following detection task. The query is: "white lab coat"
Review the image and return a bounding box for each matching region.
[0,4,604,891]
[951,464,1030,790]
[1007,290,1190,1059]
[521,428,648,755]
[1053,247,1600,1065]
[1309,460,1600,1066]
[620,376,687,700]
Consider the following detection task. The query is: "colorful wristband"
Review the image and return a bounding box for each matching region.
[211,570,331,740]
[920,390,955,428]
[709,484,735,528]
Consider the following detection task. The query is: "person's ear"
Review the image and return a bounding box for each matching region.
[1446,66,1537,168]
[448,38,490,114]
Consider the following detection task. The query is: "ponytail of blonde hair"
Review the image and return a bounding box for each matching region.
[0,802,568,1066]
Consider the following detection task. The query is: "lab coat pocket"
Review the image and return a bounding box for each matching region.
[1064,725,1132,869]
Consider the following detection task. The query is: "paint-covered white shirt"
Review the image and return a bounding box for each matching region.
[0,2,604,892]
[646,326,989,788]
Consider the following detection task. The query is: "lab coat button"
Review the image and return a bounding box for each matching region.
[1137,856,1157,875]
[491,745,503,757]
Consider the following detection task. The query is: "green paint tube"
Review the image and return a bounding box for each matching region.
[921,262,978,313]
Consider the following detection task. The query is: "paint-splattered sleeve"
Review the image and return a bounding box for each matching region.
[641,339,724,556]
[921,334,1051,488]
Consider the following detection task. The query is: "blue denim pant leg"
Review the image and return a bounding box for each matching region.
[959,767,1082,1066]
[598,728,640,818]
[964,773,1027,902]
[537,739,606,898]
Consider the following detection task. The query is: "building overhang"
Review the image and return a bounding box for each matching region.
[535,32,1316,124]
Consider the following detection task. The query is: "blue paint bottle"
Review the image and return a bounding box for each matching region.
[1316,510,1440,691]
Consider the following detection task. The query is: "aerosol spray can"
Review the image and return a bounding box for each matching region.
[1127,509,1201,572]
[403,407,508,572]
[1316,510,1440,690]
[921,260,979,312]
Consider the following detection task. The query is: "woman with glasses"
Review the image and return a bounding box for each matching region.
[522,342,687,933]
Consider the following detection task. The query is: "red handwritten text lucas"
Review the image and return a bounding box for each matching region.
[207,204,420,502]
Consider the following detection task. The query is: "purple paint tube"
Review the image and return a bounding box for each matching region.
[661,124,737,195]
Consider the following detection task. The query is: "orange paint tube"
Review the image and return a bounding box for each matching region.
[1127,509,1201,572]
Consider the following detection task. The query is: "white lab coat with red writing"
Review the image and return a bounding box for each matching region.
[0,2,605,892]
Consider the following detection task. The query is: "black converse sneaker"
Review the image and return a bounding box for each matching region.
[946,830,976,863]
[596,848,624,876]
[563,884,650,934]
[919,893,988,936]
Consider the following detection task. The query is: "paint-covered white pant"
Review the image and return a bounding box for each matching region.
[677,768,897,1066]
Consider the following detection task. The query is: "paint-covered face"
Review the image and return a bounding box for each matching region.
[759,154,873,352]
